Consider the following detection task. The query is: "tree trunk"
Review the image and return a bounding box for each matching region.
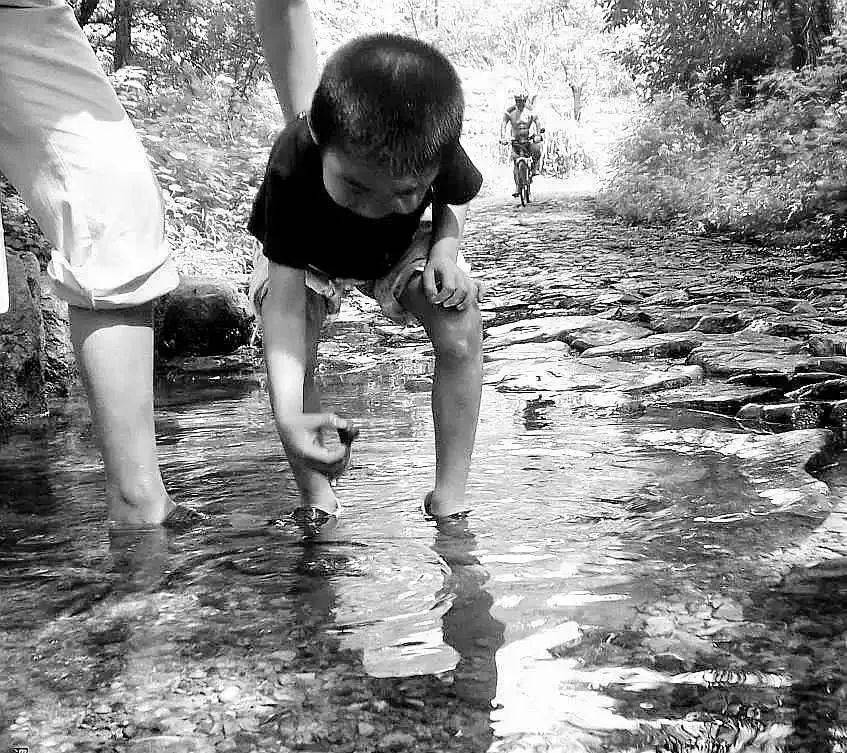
[570,82,583,122]
[113,0,132,71]
[433,0,438,27]
[785,0,807,69]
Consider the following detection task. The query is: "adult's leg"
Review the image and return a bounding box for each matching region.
[0,3,179,524]
[400,279,482,517]
[530,142,543,175]
[511,151,521,196]
[69,304,172,524]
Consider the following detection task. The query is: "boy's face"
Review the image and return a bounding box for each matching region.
[321,146,438,219]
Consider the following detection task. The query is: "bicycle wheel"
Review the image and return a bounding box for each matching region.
[517,161,529,206]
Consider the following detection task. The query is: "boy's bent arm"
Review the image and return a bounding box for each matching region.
[255,0,318,121]
[261,261,349,469]
[262,260,309,422]
[429,201,468,264]
[423,201,481,309]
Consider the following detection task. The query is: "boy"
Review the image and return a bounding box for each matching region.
[248,33,484,535]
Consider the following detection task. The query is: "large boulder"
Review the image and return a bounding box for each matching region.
[154,275,253,358]
[0,251,47,425]
[39,275,76,397]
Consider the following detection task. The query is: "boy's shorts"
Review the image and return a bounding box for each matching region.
[0,0,178,313]
[249,223,472,327]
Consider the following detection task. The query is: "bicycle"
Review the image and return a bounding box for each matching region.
[501,132,543,207]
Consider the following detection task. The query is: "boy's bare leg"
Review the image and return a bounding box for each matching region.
[275,291,339,515]
[69,304,174,525]
[401,278,483,517]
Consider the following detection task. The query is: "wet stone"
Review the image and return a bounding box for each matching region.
[379,731,417,750]
[692,311,746,333]
[582,331,706,360]
[797,356,847,375]
[483,340,571,362]
[736,402,798,424]
[808,333,847,356]
[686,334,809,377]
[739,315,836,338]
[566,320,654,351]
[642,290,690,306]
[483,315,642,351]
[793,261,847,277]
[653,385,783,415]
[786,378,847,402]
[638,427,834,512]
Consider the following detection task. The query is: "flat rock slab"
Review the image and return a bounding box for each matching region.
[794,261,847,276]
[797,356,847,375]
[650,383,784,414]
[808,332,847,356]
[791,278,847,293]
[483,315,651,351]
[567,320,654,351]
[484,340,571,362]
[582,331,707,360]
[686,334,808,377]
[740,316,838,338]
[786,378,847,402]
[637,428,834,513]
[486,356,700,398]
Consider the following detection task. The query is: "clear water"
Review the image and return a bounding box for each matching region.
[3,355,847,752]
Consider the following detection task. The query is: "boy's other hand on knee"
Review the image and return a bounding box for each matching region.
[278,412,356,476]
[422,257,482,312]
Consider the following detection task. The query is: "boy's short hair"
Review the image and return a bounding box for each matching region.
[309,33,464,176]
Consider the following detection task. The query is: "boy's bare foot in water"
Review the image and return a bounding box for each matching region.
[289,424,359,537]
[423,491,470,522]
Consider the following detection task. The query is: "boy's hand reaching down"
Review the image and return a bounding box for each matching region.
[422,256,483,311]
[278,413,359,478]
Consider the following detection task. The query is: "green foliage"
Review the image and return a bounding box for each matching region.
[543,124,596,176]
[71,0,264,95]
[598,30,847,251]
[110,65,278,277]
[611,0,840,110]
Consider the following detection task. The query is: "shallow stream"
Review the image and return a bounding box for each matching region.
[3,354,847,752]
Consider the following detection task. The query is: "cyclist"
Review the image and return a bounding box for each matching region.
[501,92,543,195]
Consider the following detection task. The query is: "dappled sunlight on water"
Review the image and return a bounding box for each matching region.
[2,370,847,751]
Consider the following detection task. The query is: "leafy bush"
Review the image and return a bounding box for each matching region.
[110,67,279,277]
[599,30,847,252]
[542,125,596,176]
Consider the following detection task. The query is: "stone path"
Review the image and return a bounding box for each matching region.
[466,181,847,426]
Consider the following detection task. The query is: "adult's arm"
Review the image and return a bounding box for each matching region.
[533,111,544,135]
[501,111,511,140]
[255,0,319,121]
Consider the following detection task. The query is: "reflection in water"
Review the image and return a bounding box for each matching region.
[754,558,847,753]
[435,519,504,714]
[521,396,556,431]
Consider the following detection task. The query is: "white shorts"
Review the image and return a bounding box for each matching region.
[0,0,179,312]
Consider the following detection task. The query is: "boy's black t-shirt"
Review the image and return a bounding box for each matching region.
[248,117,483,281]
